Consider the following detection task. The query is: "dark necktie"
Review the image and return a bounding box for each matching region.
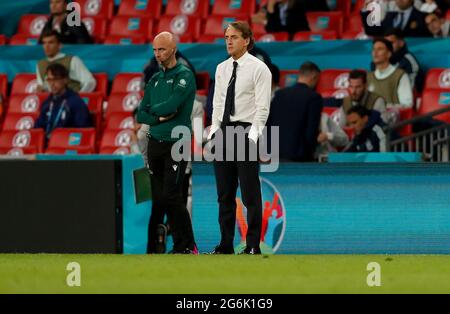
[396,12,404,29]
[221,61,238,127]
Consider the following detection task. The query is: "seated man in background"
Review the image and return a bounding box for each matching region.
[361,0,431,37]
[35,63,92,140]
[425,11,450,38]
[333,69,386,128]
[267,61,323,162]
[252,0,329,38]
[37,30,96,93]
[368,38,413,110]
[382,28,424,92]
[343,105,386,153]
[39,0,93,44]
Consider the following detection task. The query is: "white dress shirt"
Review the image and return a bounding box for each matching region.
[209,51,272,143]
[368,64,413,108]
[36,52,97,93]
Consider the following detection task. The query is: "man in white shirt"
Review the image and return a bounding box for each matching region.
[207,21,272,255]
[367,38,413,109]
[36,30,96,93]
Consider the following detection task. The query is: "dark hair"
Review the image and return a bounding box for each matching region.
[426,10,444,19]
[227,21,255,51]
[347,105,370,117]
[372,37,394,54]
[298,61,321,76]
[46,63,69,78]
[384,28,405,40]
[349,69,367,84]
[41,29,61,43]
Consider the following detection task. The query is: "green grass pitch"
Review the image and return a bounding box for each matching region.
[1,254,449,293]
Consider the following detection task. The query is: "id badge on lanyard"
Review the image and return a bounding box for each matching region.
[46,99,67,137]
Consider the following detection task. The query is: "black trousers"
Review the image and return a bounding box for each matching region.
[146,137,196,253]
[213,123,263,249]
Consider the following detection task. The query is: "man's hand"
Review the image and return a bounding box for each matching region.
[317,132,329,144]
[159,112,176,122]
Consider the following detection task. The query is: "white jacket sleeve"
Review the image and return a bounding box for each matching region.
[70,56,97,93]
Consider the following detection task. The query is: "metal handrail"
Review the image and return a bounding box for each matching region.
[384,105,450,133]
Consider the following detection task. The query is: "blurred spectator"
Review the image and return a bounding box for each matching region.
[267,61,323,162]
[143,51,196,85]
[252,0,329,38]
[343,106,387,152]
[35,63,92,139]
[425,11,450,37]
[361,0,431,37]
[39,0,93,44]
[333,70,386,128]
[377,28,424,91]
[316,112,349,159]
[37,30,96,93]
[420,0,439,12]
[367,38,413,109]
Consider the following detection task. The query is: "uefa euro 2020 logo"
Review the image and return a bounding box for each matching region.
[235,178,286,254]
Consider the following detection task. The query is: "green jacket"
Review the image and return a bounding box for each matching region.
[137,62,196,142]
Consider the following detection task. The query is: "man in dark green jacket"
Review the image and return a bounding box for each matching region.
[137,32,197,254]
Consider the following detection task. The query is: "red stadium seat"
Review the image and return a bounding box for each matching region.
[0,129,45,153]
[336,0,352,17]
[99,146,132,154]
[319,88,349,99]
[165,0,209,19]
[2,112,39,131]
[0,146,40,156]
[419,89,450,123]
[100,129,136,149]
[75,0,115,19]
[196,34,224,43]
[104,34,147,44]
[79,92,104,133]
[109,16,153,38]
[346,13,364,32]
[7,94,48,114]
[11,74,39,95]
[45,147,94,154]
[306,12,344,37]
[322,106,338,116]
[47,128,96,153]
[93,73,108,96]
[252,22,268,36]
[279,70,298,88]
[117,0,162,18]
[293,31,337,41]
[255,32,289,42]
[111,73,144,94]
[0,35,7,45]
[212,0,256,19]
[82,16,108,43]
[9,34,40,45]
[0,74,7,99]
[398,107,414,137]
[105,112,136,130]
[17,14,49,36]
[424,68,450,91]
[204,16,242,36]
[106,92,143,118]
[317,69,351,92]
[156,15,201,42]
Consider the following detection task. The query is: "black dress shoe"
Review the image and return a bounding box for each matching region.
[238,247,261,255]
[206,245,235,254]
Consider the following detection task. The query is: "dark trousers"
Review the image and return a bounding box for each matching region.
[146,137,196,253]
[213,123,263,249]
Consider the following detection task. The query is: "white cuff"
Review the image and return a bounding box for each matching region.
[207,124,220,141]
[248,125,262,144]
